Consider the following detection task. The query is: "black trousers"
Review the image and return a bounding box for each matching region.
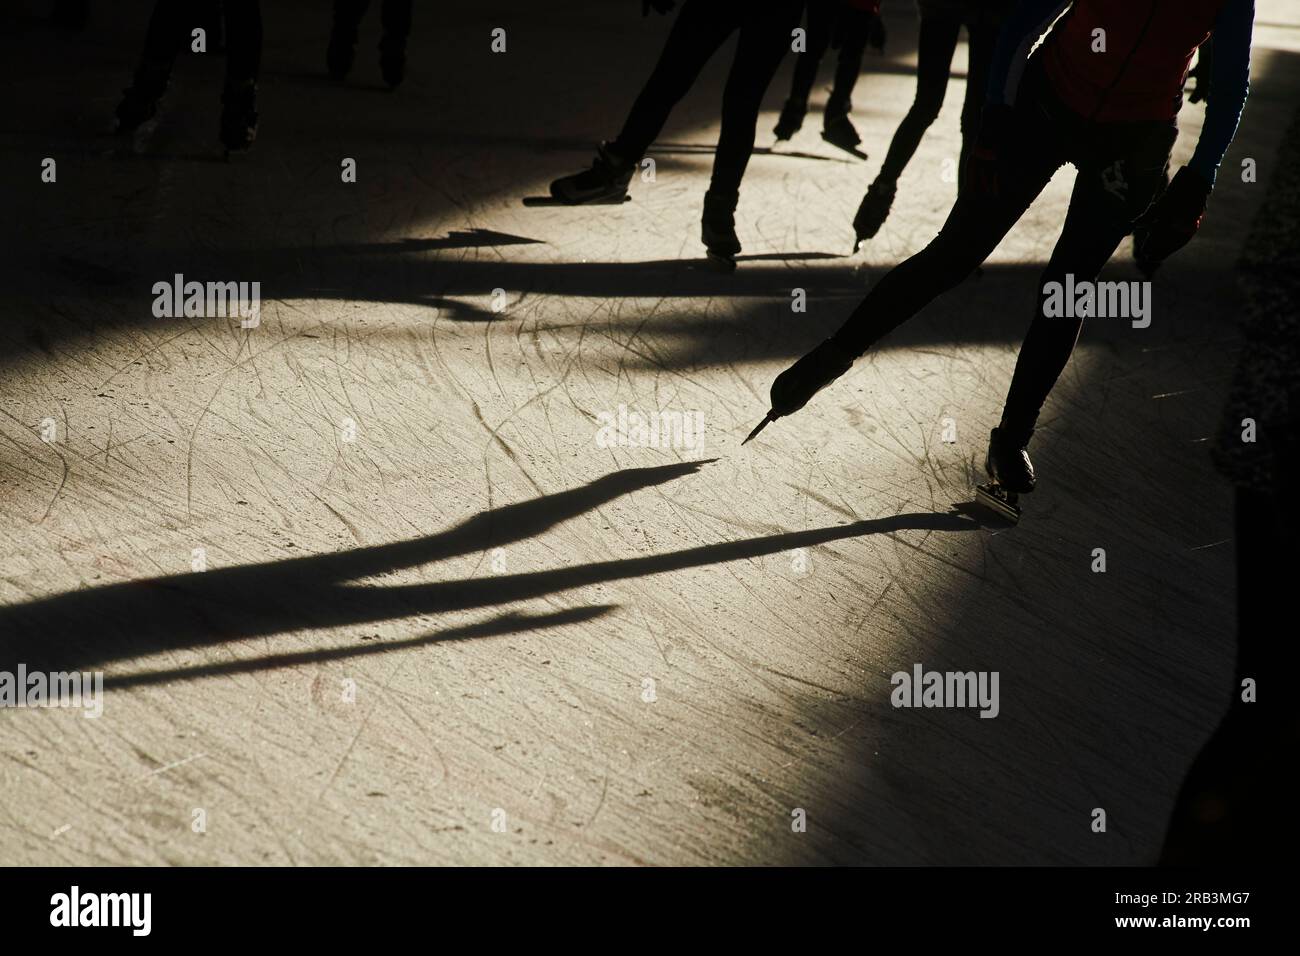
[877,3,1002,189]
[610,0,803,201]
[331,0,413,53]
[134,0,262,89]
[831,61,1176,431]
[786,0,868,112]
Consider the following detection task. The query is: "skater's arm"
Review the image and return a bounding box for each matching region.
[986,0,1072,107]
[1189,0,1254,186]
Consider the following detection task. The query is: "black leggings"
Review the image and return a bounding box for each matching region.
[134,0,262,89]
[331,0,413,53]
[832,62,1177,430]
[610,0,803,200]
[877,3,1002,190]
[786,0,868,111]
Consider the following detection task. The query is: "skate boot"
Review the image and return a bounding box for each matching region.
[326,21,358,80]
[379,35,406,89]
[773,97,807,141]
[549,143,635,204]
[975,423,1037,523]
[701,189,742,272]
[743,337,856,444]
[821,98,864,157]
[219,80,259,155]
[852,177,896,251]
[115,60,171,133]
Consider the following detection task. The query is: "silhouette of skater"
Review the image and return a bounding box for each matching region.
[327,0,413,89]
[772,0,886,157]
[750,0,1255,521]
[1162,108,1298,864]
[548,0,804,271]
[114,0,262,153]
[853,0,1013,248]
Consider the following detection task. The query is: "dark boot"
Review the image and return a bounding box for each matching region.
[549,143,636,204]
[701,189,742,267]
[219,79,259,152]
[985,420,1037,495]
[115,60,171,132]
[852,177,897,250]
[769,337,856,419]
[773,97,807,141]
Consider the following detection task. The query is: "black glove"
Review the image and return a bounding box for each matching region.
[642,0,676,15]
[966,103,1015,196]
[1133,166,1212,275]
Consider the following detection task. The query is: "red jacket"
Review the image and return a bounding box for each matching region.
[1042,0,1227,121]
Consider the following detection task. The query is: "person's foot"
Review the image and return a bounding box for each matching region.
[326,24,357,80]
[821,97,861,155]
[821,112,862,154]
[220,80,259,153]
[769,337,856,419]
[773,97,807,141]
[852,178,896,250]
[115,62,170,133]
[701,190,741,266]
[549,143,635,204]
[984,423,1036,495]
[379,36,406,89]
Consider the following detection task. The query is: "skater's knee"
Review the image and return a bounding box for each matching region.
[907,94,945,127]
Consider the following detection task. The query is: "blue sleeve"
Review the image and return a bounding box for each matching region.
[986,0,1072,107]
[1189,0,1254,185]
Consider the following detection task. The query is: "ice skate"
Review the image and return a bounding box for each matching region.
[220,81,259,155]
[821,99,865,159]
[974,425,1036,523]
[114,62,170,134]
[773,97,806,142]
[743,337,855,444]
[701,190,741,272]
[852,178,896,251]
[549,143,635,205]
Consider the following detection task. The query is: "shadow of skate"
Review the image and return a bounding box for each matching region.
[0,460,978,686]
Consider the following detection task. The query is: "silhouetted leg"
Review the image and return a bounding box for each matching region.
[333,0,370,36]
[958,15,999,193]
[827,8,868,115]
[876,10,960,183]
[115,0,188,131]
[787,0,833,104]
[999,122,1178,433]
[221,0,261,87]
[380,0,413,53]
[135,0,188,77]
[329,0,370,78]
[833,96,1066,356]
[378,0,412,86]
[609,0,738,162]
[709,0,803,199]
[220,0,262,150]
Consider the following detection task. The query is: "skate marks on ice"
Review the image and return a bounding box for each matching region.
[0,458,977,685]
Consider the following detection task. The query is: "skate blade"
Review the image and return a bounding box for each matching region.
[974,484,1020,524]
[741,413,774,446]
[820,132,867,161]
[542,191,631,207]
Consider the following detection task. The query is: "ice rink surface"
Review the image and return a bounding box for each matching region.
[2,1,1298,865]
